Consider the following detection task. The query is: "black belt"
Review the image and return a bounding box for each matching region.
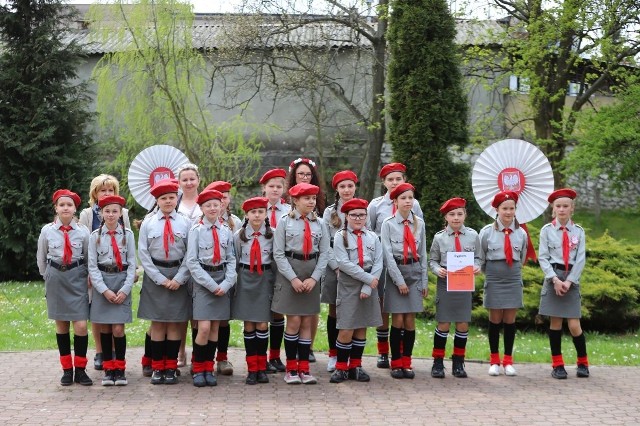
[395,257,420,265]
[49,259,85,272]
[98,264,127,273]
[285,251,318,260]
[240,263,272,270]
[200,263,225,272]
[152,258,183,268]
[551,263,573,271]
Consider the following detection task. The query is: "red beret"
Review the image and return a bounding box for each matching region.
[341,198,368,213]
[491,191,519,208]
[379,162,406,178]
[389,182,415,200]
[197,189,223,205]
[150,179,179,198]
[440,197,466,214]
[259,169,287,184]
[205,181,232,193]
[52,189,81,208]
[331,170,358,189]
[288,157,317,172]
[242,196,269,212]
[98,195,126,209]
[288,183,320,198]
[548,188,577,203]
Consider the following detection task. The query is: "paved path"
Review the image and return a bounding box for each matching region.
[1,348,638,425]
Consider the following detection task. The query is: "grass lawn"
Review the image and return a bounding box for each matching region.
[2,281,638,366]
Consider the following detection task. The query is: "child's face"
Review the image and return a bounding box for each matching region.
[496,200,516,225]
[97,185,116,199]
[383,172,405,191]
[295,195,317,215]
[336,180,356,202]
[552,198,574,222]
[445,208,466,230]
[395,191,414,213]
[263,178,284,201]
[247,208,267,228]
[55,197,76,221]
[157,193,178,214]
[346,209,367,231]
[201,199,222,222]
[179,170,199,194]
[102,204,122,227]
[221,192,231,210]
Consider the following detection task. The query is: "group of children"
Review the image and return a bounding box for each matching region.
[37,158,589,388]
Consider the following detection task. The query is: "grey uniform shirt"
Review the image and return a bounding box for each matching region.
[88,226,137,295]
[333,226,383,296]
[186,217,237,293]
[267,200,291,228]
[479,220,528,269]
[322,201,346,271]
[220,212,243,233]
[138,210,191,285]
[234,223,273,267]
[37,219,90,276]
[429,225,481,274]
[367,193,424,235]
[380,212,428,289]
[538,220,586,284]
[273,210,330,283]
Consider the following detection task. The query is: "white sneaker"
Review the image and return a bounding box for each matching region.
[284,371,302,384]
[504,364,517,376]
[300,372,317,384]
[488,364,501,376]
[327,356,337,372]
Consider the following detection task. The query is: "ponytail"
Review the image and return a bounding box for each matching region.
[97,219,105,245]
[239,217,249,243]
[330,192,342,229]
[341,217,349,248]
[226,207,236,231]
[264,217,273,239]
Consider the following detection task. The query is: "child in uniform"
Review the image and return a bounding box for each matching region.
[538,188,589,379]
[380,183,428,379]
[137,179,192,385]
[233,196,274,385]
[186,189,237,387]
[330,198,383,383]
[259,168,290,373]
[322,170,358,372]
[87,195,136,386]
[367,162,424,368]
[429,198,481,378]
[479,191,528,377]
[37,189,92,386]
[272,183,329,384]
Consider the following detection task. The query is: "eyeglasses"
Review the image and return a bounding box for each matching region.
[347,213,367,220]
[296,172,313,178]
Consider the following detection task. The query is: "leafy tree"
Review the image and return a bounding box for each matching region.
[387,0,481,237]
[0,0,94,280]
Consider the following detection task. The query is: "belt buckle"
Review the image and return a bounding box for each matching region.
[60,264,67,272]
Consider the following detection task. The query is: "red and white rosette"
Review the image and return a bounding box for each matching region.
[128,145,190,210]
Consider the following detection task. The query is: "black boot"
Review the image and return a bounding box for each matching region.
[452,355,467,378]
[431,357,445,378]
[60,369,74,386]
[74,368,93,386]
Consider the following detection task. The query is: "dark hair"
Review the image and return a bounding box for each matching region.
[224,207,236,232]
[287,161,326,214]
[330,191,342,229]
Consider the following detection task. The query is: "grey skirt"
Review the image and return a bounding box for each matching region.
[377,266,387,298]
[483,260,523,309]
[138,265,191,322]
[45,264,89,321]
[382,263,425,314]
[320,266,338,304]
[232,266,274,322]
[538,267,582,318]
[336,273,382,330]
[90,271,133,324]
[435,276,473,323]
[193,268,232,321]
[271,258,320,316]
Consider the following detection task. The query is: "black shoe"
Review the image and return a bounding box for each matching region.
[308,350,316,363]
[101,370,115,386]
[330,369,349,383]
[390,368,404,379]
[94,353,103,371]
[431,358,445,378]
[193,373,206,387]
[257,370,270,383]
[175,368,181,377]
[245,372,258,385]
[60,369,74,386]
[268,358,286,373]
[164,369,178,384]
[142,365,153,377]
[403,368,415,379]
[265,361,278,374]
[113,369,128,386]
[348,367,371,382]
[150,369,165,385]
[204,372,217,386]
[74,368,93,386]
[552,365,568,379]
[451,355,467,378]
[377,354,390,369]
[576,364,590,378]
